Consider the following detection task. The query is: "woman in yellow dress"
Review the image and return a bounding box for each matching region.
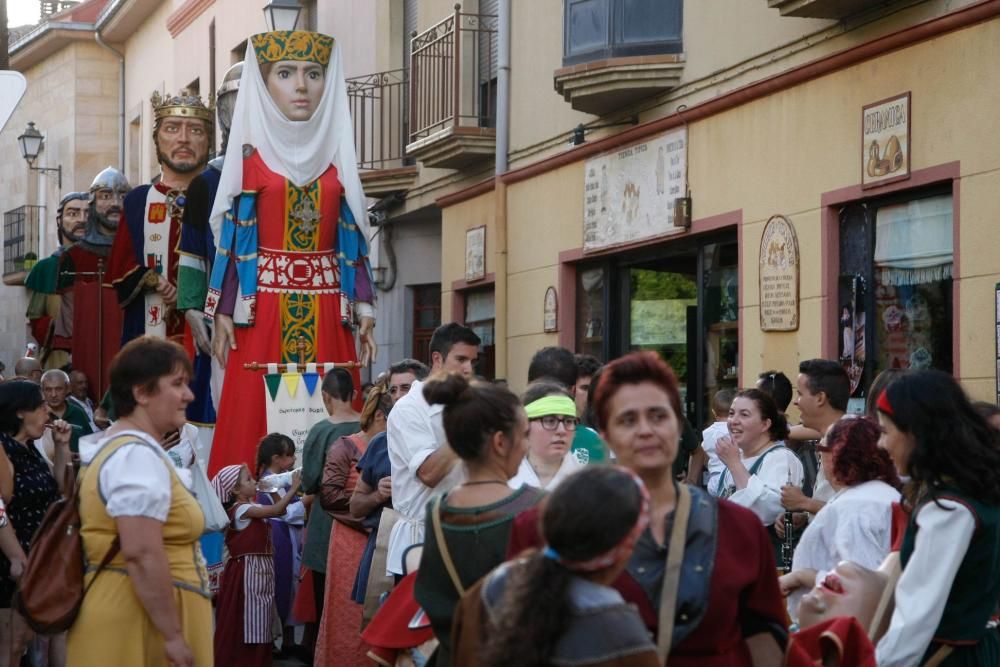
[67,337,211,667]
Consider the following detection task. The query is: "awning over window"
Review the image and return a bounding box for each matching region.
[874,195,953,286]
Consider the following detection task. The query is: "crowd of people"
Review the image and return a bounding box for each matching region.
[2,22,999,667]
[4,317,1000,666]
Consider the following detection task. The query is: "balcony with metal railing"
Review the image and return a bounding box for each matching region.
[404,4,497,170]
[3,205,42,284]
[347,67,419,198]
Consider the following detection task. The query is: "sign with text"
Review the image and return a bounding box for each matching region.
[862,92,910,189]
[759,215,800,331]
[263,370,327,467]
[583,128,687,251]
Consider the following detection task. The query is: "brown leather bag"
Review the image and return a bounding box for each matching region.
[13,462,119,633]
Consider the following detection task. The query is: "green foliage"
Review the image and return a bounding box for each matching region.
[631,268,696,300]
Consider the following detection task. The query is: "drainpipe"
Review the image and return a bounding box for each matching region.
[95,31,125,172]
[493,0,511,380]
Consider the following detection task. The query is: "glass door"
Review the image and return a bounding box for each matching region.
[623,261,698,424]
[613,236,738,430]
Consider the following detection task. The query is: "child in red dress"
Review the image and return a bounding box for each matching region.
[212,463,301,667]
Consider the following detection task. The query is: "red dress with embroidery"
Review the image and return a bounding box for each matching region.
[208,152,360,475]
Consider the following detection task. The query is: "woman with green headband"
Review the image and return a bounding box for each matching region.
[509,383,585,490]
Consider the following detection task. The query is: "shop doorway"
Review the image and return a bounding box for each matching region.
[577,232,738,429]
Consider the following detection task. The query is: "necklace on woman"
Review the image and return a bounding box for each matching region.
[461,479,508,487]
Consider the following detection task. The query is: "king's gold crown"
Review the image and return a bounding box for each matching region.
[150,91,214,124]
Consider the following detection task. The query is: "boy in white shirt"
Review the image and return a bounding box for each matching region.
[703,388,735,495]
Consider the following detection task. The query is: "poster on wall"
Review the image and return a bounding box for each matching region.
[583,127,687,251]
[862,92,910,189]
[758,215,800,332]
[841,276,867,395]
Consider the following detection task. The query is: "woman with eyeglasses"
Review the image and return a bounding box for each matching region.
[508,383,585,491]
[777,417,900,624]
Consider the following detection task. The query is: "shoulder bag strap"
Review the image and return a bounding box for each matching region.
[656,483,692,662]
[924,646,954,667]
[747,444,785,477]
[431,494,465,596]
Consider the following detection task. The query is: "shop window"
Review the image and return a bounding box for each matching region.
[411,283,440,366]
[563,0,683,66]
[465,289,496,380]
[576,265,607,360]
[838,191,952,398]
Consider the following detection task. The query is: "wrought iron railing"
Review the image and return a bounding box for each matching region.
[347,67,411,171]
[409,5,497,145]
[3,205,42,277]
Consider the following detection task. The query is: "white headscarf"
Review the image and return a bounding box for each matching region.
[209,34,368,244]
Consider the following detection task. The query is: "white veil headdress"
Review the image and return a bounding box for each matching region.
[209,33,369,245]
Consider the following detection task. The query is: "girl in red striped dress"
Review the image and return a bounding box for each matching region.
[212,463,302,666]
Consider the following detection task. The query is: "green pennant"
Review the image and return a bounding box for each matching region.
[264,373,283,401]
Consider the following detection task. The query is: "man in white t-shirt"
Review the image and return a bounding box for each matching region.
[385,323,481,577]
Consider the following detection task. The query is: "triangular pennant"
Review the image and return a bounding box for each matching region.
[264,374,282,401]
[284,373,301,398]
[302,372,320,396]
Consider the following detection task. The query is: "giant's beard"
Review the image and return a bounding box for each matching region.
[157,148,207,175]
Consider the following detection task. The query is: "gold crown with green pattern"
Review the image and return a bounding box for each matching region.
[150,91,214,125]
[251,31,334,67]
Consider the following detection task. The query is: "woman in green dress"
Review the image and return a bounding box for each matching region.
[875,370,1000,666]
[413,374,543,666]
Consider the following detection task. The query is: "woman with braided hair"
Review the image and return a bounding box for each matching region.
[453,466,658,666]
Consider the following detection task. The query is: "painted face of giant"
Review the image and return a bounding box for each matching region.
[156,118,210,175]
[93,189,125,229]
[264,60,326,121]
[59,198,88,244]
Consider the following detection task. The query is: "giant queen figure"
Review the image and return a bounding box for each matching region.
[205,30,376,474]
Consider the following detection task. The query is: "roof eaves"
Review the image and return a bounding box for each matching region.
[9,21,96,56]
[95,0,127,30]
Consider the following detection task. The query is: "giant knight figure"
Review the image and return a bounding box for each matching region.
[58,167,130,401]
[107,91,215,425]
[204,31,376,475]
[25,191,88,369]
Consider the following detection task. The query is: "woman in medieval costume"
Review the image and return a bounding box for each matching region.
[204,30,376,476]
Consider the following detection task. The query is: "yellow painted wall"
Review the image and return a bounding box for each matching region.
[122,0,174,184]
[448,16,1000,400]
[440,190,496,328]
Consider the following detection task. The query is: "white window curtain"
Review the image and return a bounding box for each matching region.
[873,195,953,286]
[465,290,495,322]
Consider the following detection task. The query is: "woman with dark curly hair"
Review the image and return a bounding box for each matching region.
[875,370,1000,666]
[777,417,901,622]
[452,466,658,667]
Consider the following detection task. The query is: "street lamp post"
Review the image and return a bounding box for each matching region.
[262,0,302,31]
[17,121,62,188]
